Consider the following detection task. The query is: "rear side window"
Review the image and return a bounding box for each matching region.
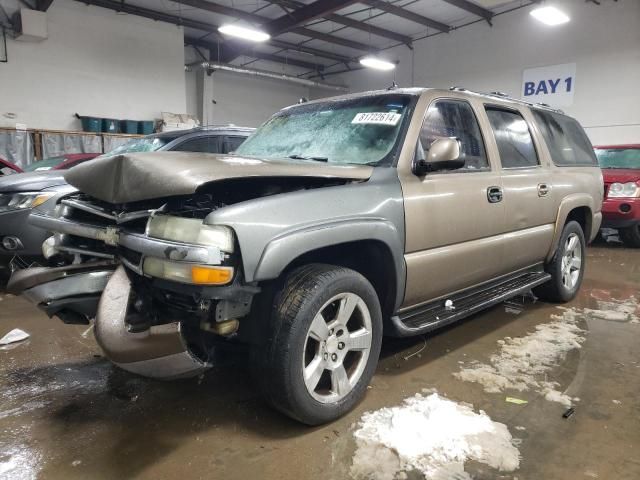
[485,108,539,168]
[419,100,488,171]
[532,110,597,166]
[223,136,247,154]
[172,136,221,154]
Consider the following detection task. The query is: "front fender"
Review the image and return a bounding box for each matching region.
[203,168,406,308]
[254,218,406,308]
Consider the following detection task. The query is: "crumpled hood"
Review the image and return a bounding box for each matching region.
[0,170,67,193]
[64,151,374,204]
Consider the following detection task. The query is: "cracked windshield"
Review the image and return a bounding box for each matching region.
[235,94,413,166]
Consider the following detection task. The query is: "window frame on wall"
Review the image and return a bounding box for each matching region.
[417,98,491,174]
[483,104,541,170]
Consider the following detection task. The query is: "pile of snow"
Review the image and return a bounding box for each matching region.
[454,309,586,406]
[586,297,639,324]
[351,392,520,480]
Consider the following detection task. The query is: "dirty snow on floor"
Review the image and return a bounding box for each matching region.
[350,391,520,480]
[454,308,586,406]
[585,296,639,324]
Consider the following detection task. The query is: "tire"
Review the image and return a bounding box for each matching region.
[619,225,640,248]
[534,221,586,303]
[251,264,383,425]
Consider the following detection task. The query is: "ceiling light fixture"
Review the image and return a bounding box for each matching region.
[218,24,270,42]
[360,56,396,71]
[530,6,570,26]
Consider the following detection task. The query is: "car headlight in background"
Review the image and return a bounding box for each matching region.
[146,215,235,252]
[608,182,640,198]
[0,192,55,213]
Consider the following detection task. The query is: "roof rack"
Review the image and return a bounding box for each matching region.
[447,86,565,113]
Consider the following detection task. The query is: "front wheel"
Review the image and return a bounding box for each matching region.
[252,264,382,425]
[534,220,586,303]
[619,225,640,248]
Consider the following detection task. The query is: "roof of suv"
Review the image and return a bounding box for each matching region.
[282,86,565,116]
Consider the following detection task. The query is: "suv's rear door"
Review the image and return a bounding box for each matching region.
[483,105,556,272]
[399,97,506,308]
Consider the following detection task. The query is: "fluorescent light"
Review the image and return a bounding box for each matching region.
[360,56,396,71]
[218,24,270,42]
[530,6,570,26]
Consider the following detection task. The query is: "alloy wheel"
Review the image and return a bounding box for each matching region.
[302,292,373,403]
[561,233,582,290]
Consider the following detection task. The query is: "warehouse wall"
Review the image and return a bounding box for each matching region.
[0,0,186,131]
[184,46,340,128]
[337,0,640,145]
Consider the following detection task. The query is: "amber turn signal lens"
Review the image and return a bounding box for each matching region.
[191,265,234,285]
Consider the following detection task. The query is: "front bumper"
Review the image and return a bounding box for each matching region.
[0,208,50,258]
[601,197,640,229]
[29,211,224,273]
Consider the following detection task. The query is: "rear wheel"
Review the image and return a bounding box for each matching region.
[252,264,382,425]
[534,221,585,303]
[619,225,640,248]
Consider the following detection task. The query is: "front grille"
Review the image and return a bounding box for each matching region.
[56,193,159,267]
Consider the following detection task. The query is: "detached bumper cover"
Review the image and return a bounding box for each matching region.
[95,266,210,379]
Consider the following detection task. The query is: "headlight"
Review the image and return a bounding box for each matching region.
[0,192,54,213]
[143,257,234,285]
[146,215,234,252]
[608,182,640,198]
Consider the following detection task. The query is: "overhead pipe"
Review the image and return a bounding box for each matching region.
[187,61,348,92]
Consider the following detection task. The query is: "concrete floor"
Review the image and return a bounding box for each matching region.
[1,240,639,480]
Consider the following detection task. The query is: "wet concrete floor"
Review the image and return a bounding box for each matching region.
[1,239,639,479]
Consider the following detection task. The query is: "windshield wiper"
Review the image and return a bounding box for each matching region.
[288,154,329,162]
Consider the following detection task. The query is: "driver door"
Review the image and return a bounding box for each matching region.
[399,97,507,309]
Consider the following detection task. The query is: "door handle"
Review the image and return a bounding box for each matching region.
[538,183,550,197]
[487,186,503,203]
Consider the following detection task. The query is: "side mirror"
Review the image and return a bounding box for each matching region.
[413,137,465,176]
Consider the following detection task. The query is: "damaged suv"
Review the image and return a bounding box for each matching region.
[9,88,603,425]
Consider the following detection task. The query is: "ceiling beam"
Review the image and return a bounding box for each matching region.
[170,0,373,53]
[75,0,354,64]
[77,0,219,32]
[186,37,326,71]
[36,0,55,10]
[267,0,412,45]
[262,0,360,34]
[267,39,353,63]
[360,0,451,32]
[441,0,493,24]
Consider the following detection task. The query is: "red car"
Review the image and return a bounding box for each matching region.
[22,153,100,172]
[594,144,640,247]
[0,157,23,176]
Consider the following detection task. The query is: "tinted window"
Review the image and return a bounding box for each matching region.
[419,100,488,171]
[223,136,247,154]
[172,136,221,153]
[486,108,538,168]
[532,110,597,166]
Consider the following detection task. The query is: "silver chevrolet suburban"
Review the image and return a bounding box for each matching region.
[9,87,603,425]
